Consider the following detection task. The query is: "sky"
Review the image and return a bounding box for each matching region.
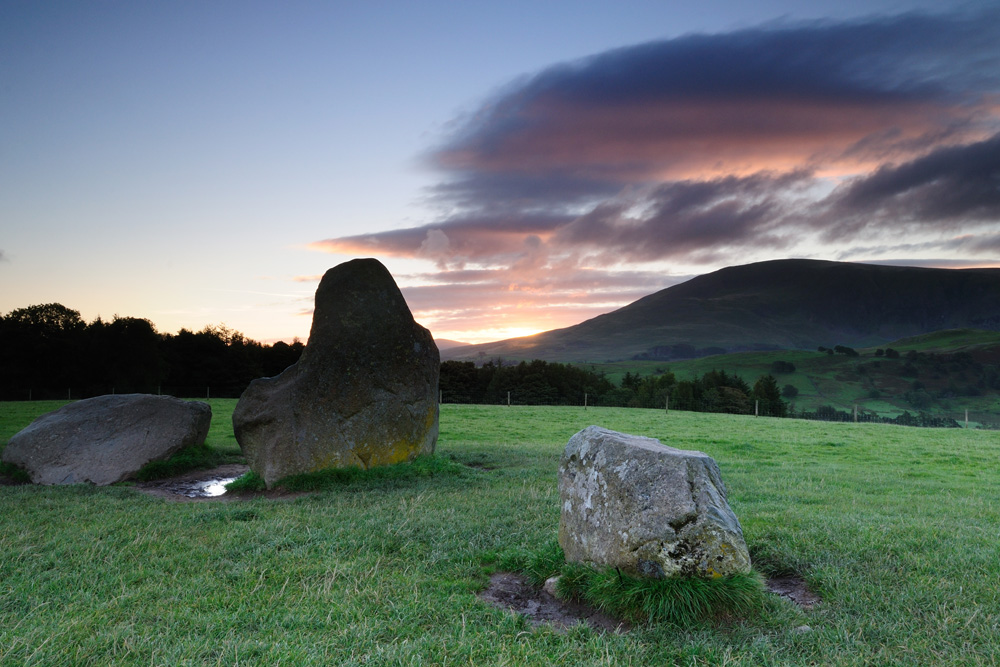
[3,1,998,345]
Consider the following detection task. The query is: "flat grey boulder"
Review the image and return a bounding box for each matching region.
[1,394,212,486]
[558,426,751,579]
[233,258,439,488]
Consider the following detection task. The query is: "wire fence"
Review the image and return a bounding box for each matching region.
[2,386,993,429]
[437,391,990,429]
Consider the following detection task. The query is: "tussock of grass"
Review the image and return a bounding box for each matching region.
[224,470,266,492]
[494,538,565,585]
[499,540,771,626]
[133,443,241,481]
[560,562,769,625]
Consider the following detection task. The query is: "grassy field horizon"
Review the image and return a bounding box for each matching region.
[2,400,998,665]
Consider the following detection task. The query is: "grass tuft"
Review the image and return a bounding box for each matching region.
[494,539,565,585]
[503,539,771,626]
[564,564,770,625]
[224,470,266,492]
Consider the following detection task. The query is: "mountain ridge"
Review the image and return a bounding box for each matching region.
[442,259,1000,362]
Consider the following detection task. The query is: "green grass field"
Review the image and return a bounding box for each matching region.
[2,400,999,665]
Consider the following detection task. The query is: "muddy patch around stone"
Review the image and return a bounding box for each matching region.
[766,575,821,609]
[131,464,312,502]
[479,571,820,633]
[478,572,629,633]
[132,464,250,501]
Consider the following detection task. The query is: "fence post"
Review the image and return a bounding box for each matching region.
[584,393,588,410]
[68,388,71,400]
[665,395,669,414]
[755,400,759,417]
[854,404,858,422]
[439,390,443,405]
[966,409,969,428]
[507,391,511,407]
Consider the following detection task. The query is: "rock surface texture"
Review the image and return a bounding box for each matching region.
[558,426,750,579]
[1,394,212,486]
[233,258,440,488]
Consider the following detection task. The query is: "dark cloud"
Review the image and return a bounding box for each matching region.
[429,172,620,215]
[505,12,998,105]
[434,8,1000,197]
[555,172,811,262]
[822,132,1000,236]
[846,258,1000,269]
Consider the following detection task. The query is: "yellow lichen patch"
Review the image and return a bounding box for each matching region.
[368,438,418,467]
[423,404,438,433]
[308,449,354,472]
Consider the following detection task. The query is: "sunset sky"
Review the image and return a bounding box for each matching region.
[3,1,998,345]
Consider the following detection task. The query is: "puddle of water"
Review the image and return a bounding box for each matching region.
[174,477,239,498]
[199,478,237,497]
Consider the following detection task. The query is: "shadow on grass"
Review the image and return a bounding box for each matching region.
[0,461,30,485]
[227,454,470,493]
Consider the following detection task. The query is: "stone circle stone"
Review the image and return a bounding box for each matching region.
[558,426,751,579]
[1,394,212,486]
[232,258,439,488]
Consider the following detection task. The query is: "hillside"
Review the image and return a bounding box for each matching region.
[443,259,1000,363]
[631,329,1000,426]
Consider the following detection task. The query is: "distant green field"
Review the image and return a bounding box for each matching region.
[2,401,999,665]
[587,330,1000,425]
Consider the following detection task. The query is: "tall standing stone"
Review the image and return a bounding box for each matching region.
[558,426,751,579]
[233,258,440,487]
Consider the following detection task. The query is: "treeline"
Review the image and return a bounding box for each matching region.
[0,303,303,400]
[440,360,789,417]
[0,303,973,428]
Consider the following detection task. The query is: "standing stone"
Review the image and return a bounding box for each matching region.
[558,426,751,579]
[233,258,439,488]
[1,394,212,486]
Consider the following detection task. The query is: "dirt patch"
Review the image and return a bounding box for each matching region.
[766,575,821,609]
[479,572,629,633]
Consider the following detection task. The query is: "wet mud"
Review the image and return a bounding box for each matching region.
[478,572,630,633]
[131,464,249,501]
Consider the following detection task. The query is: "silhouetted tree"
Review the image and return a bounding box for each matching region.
[751,374,787,417]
